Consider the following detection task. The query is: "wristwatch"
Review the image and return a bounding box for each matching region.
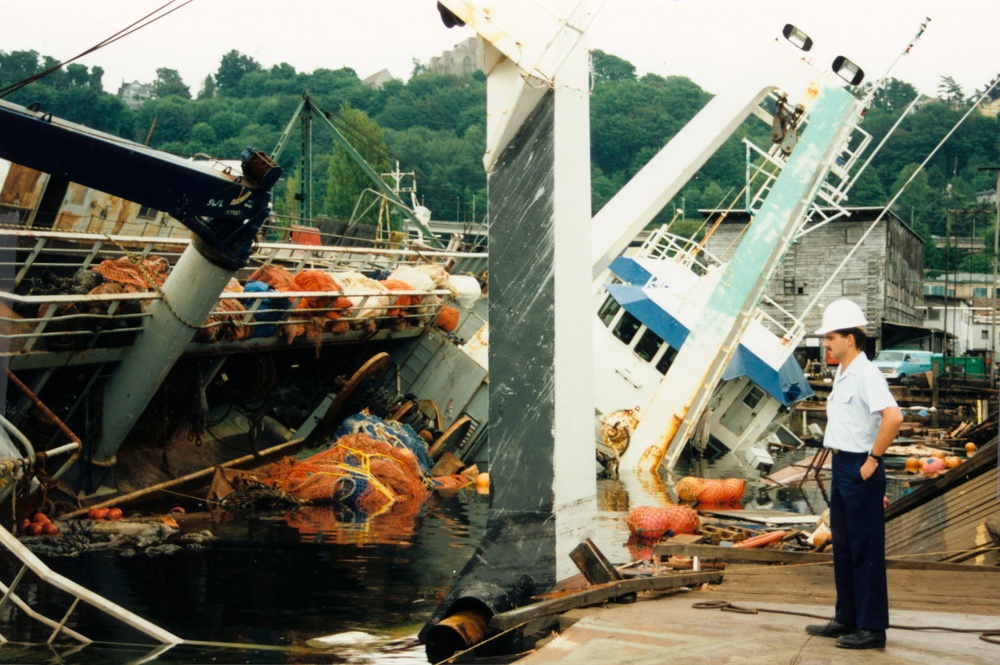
[868,452,882,462]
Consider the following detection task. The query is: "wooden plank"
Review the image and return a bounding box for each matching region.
[654,543,833,565]
[488,571,724,630]
[569,539,623,584]
[698,509,819,525]
[653,543,1000,573]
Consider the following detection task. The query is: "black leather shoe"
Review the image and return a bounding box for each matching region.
[805,621,853,638]
[836,629,886,649]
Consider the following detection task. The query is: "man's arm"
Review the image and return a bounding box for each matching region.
[861,406,903,480]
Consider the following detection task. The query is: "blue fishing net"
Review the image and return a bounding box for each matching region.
[243,280,290,337]
[333,412,434,474]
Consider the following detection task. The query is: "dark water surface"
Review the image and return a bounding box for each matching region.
[1,440,905,664]
[1,491,490,664]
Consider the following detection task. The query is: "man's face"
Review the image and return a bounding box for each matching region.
[823,332,851,362]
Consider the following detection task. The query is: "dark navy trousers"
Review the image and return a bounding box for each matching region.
[828,449,889,631]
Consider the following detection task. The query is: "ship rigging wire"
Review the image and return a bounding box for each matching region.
[798,74,1000,330]
[0,0,195,99]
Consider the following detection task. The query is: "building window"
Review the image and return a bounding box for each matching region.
[782,278,803,295]
[743,386,765,410]
[597,296,620,327]
[974,287,989,298]
[841,278,862,296]
[983,330,990,340]
[845,226,863,244]
[926,309,940,321]
[925,285,945,296]
[612,311,641,346]
[137,205,158,219]
[634,329,663,362]
[655,346,679,375]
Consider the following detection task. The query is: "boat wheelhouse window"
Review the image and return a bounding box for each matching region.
[743,385,765,410]
[612,311,641,345]
[634,329,663,362]
[655,345,679,374]
[598,296,620,327]
[137,205,158,219]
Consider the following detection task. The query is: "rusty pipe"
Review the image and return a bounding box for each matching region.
[5,369,81,480]
[424,605,492,663]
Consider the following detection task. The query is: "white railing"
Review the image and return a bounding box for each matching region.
[1,228,485,367]
[0,524,181,644]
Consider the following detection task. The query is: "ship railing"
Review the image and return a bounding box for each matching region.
[0,228,187,289]
[248,239,482,276]
[0,524,181,645]
[0,228,486,290]
[637,228,723,278]
[754,296,809,350]
[1,286,462,365]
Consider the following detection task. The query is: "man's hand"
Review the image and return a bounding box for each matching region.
[860,456,879,480]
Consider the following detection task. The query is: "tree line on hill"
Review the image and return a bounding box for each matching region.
[1,47,998,272]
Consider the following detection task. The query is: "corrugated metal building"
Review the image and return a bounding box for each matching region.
[699,206,928,359]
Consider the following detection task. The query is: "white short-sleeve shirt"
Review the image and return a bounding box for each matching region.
[824,353,898,453]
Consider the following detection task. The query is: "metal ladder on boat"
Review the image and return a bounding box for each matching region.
[0,524,180,646]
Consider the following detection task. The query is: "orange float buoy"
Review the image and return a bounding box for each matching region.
[660,505,700,535]
[735,529,786,549]
[624,505,671,541]
[475,472,490,494]
[922,457,945,477]
[904,457,922,473]
[943,456,962,469]
[930,449,946,459]
[675,476,704,502]
[965,442,977,456]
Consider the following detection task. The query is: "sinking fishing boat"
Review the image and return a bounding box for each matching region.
[0,96,489,522]
[592,33,875,481]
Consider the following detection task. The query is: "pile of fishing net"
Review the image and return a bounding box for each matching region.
[195,278,254,343]
[675,476,747,505]
[332,412,435,474]
[264,432,430,515]
[246,265,354,343]
[262,411,436,516]
[91,255,169,291]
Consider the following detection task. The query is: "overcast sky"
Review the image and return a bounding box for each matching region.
[4,0,997,98]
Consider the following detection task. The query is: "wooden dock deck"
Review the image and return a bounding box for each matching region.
[517,559,1000,663]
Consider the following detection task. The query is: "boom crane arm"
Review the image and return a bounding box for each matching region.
[0,98,280,268]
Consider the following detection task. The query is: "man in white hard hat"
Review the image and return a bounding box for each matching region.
[805,299,902,650]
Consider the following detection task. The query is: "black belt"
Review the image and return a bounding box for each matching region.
[828,449,869,457]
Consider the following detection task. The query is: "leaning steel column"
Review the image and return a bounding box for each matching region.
[92,246,234,472]
[422,0,596,659]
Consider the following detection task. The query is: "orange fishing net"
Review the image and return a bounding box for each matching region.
[263,433,430,515]
[91,256,168,291]
[380,279,419,318]
[434,305,460,332]
[246,264,296,291]
[196,297,252,343]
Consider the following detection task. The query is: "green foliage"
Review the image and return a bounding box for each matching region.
[325,104,391,223]
[2,45,1000,286]
[215,50,262,96]
[592,50,636,83]
[958,251,995,273]
[154,68,190,99]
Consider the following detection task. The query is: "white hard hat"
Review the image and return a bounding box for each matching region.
[815,299,868,335]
